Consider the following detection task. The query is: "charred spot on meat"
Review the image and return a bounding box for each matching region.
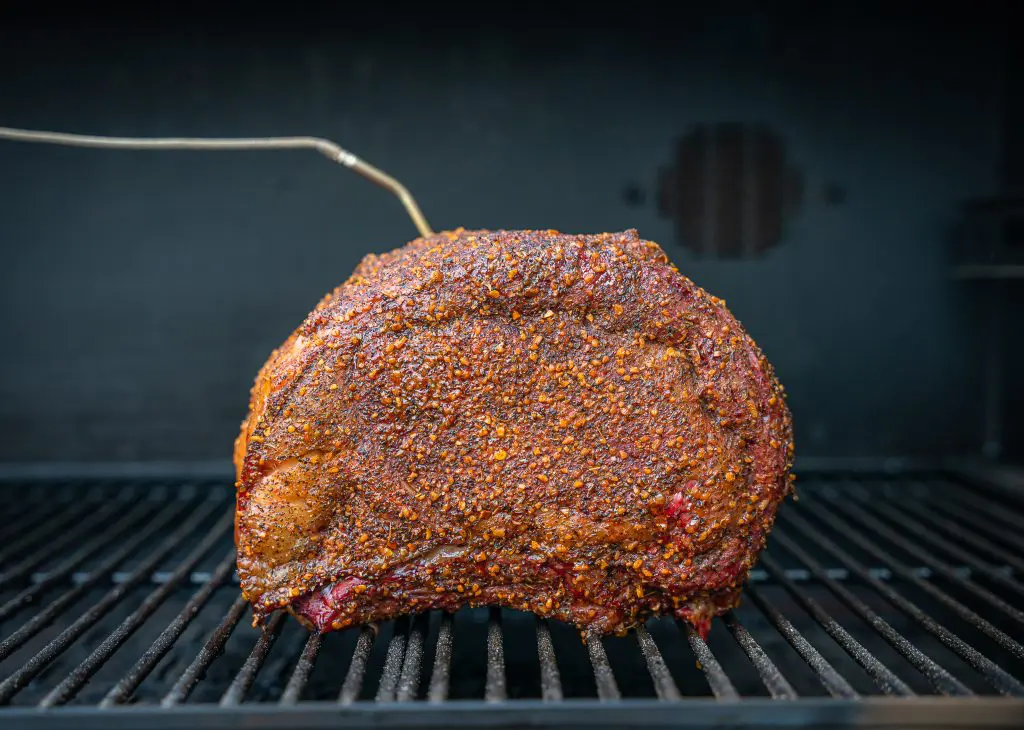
[233,229,794,637]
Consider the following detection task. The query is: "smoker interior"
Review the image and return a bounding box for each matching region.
[0,468,1020,728]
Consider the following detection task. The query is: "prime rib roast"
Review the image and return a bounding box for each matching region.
[234,228,793,637]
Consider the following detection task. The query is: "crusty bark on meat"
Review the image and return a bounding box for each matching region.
[234,229,793,636]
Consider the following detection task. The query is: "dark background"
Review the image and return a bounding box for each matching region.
[0,3,1020,464]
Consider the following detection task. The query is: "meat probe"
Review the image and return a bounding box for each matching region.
[0,125,434,238]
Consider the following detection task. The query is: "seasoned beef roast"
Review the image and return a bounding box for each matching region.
[234,229,793,636]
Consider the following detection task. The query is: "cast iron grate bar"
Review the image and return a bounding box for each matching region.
[0,491,107,571]
[770,528,972,696]
[0,501,186,660]
[585,631,621,701]
[219,611,286,706]
[535,618,564,701]
[0,500,157,624]
[338,626,375,704]
[375,616,410,702]
[835,489,1024,619]
[804,500,1024,666]
[41,512,235,707]
[279,632,323,705]
[102,548,239,707]
[943,484,1024,531]
[396,613,428,702]
[0,492,80,544]
[905,498,1024,573]
[485,607,507,702]
[744,583,858,698]
[684,624,739,699]
[863,491,1024,597]
[758,553,914,696]
[635,625,681,700]
[0,499,217,703]
[162,593,248,706]
[940,493,1024,544]
[426,613,454,702]
[783,510,1024,696]
[722,611,798,699]
[0,499,130,587]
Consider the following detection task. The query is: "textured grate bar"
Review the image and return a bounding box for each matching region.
[102,549,238,707]
[484,608,507,702]
[338,626,375,705]
[280,632,323,705]
[162,594,248,706]
[772,527,973,696]
[943,481,1024,524]
[0,501,157,624]
[375,617,410,702]
[219,612,286,706]
[684,624,739,699]
[723,611,797,699]
[585,632,621,701]
[42,512,235,707]
[904,498,1024,573]
[858,495,1024,603]
[941,487,1024,537]
[0,500,217,703]
[758,553,914,696]
[0,494,107,571]
[535,618,563,702]
[0,494,79,543]
[635,625,681,700]
[396,614,428,702]
[832,492,1024,625]
[800,502,1024,677]
[0,500,129,587]
[784,509,1024,697]
[744,584,857,698]
[426,613,454,703]
[0,502,187,662]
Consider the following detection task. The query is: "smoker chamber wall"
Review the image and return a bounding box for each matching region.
[0,5,1009,461]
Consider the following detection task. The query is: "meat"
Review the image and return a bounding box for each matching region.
[234,228,793,637]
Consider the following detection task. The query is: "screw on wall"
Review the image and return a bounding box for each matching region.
[621,183,647,207]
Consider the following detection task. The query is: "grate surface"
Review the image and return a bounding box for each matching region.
[0,469,1022,727]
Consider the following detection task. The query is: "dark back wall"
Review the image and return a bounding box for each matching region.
[0,6,1010,462]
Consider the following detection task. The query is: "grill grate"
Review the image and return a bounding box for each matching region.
[0,468,1022,728]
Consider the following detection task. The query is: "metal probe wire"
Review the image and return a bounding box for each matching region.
[0,125,434,238]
